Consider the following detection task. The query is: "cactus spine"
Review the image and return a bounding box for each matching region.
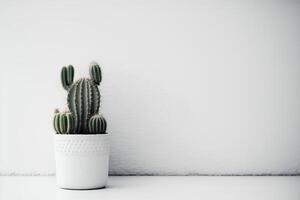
[55,61,107,134]
[88,114,107,134]
[53,110,74,134]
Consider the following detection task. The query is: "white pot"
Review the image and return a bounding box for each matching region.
[54,134,110,190]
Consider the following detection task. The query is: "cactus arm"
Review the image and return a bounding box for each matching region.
[67,65,74,86]
[89,62,102,85]
[61,67,69,90]
[61,65,75,91]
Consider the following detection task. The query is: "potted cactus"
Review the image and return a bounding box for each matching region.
[53,62,109,189]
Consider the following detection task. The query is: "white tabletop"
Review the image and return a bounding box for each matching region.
[0,176,299,200]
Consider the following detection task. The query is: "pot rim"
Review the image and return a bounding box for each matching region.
[54,133,109,137]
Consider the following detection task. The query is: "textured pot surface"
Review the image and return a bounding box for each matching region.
[54,134,109,189]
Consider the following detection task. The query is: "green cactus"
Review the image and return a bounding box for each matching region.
[89,62,102,85]
[55,61,107,134]
[88,114,107,134]
[67,78,100,133]
[53,110,74,134]
[61,65,74,90]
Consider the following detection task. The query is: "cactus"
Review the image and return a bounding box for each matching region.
[53,110,74,134]
[67,78,100,133]
[55,61,107,134]
[61,65,74,90]
[88,114,107,134]
[89,62,102,85]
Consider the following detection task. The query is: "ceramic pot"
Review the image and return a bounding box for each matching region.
[54,134,109,189]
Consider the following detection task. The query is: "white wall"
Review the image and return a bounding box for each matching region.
[0,0,299,175]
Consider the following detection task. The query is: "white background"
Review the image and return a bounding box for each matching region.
[0,0,299,175]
